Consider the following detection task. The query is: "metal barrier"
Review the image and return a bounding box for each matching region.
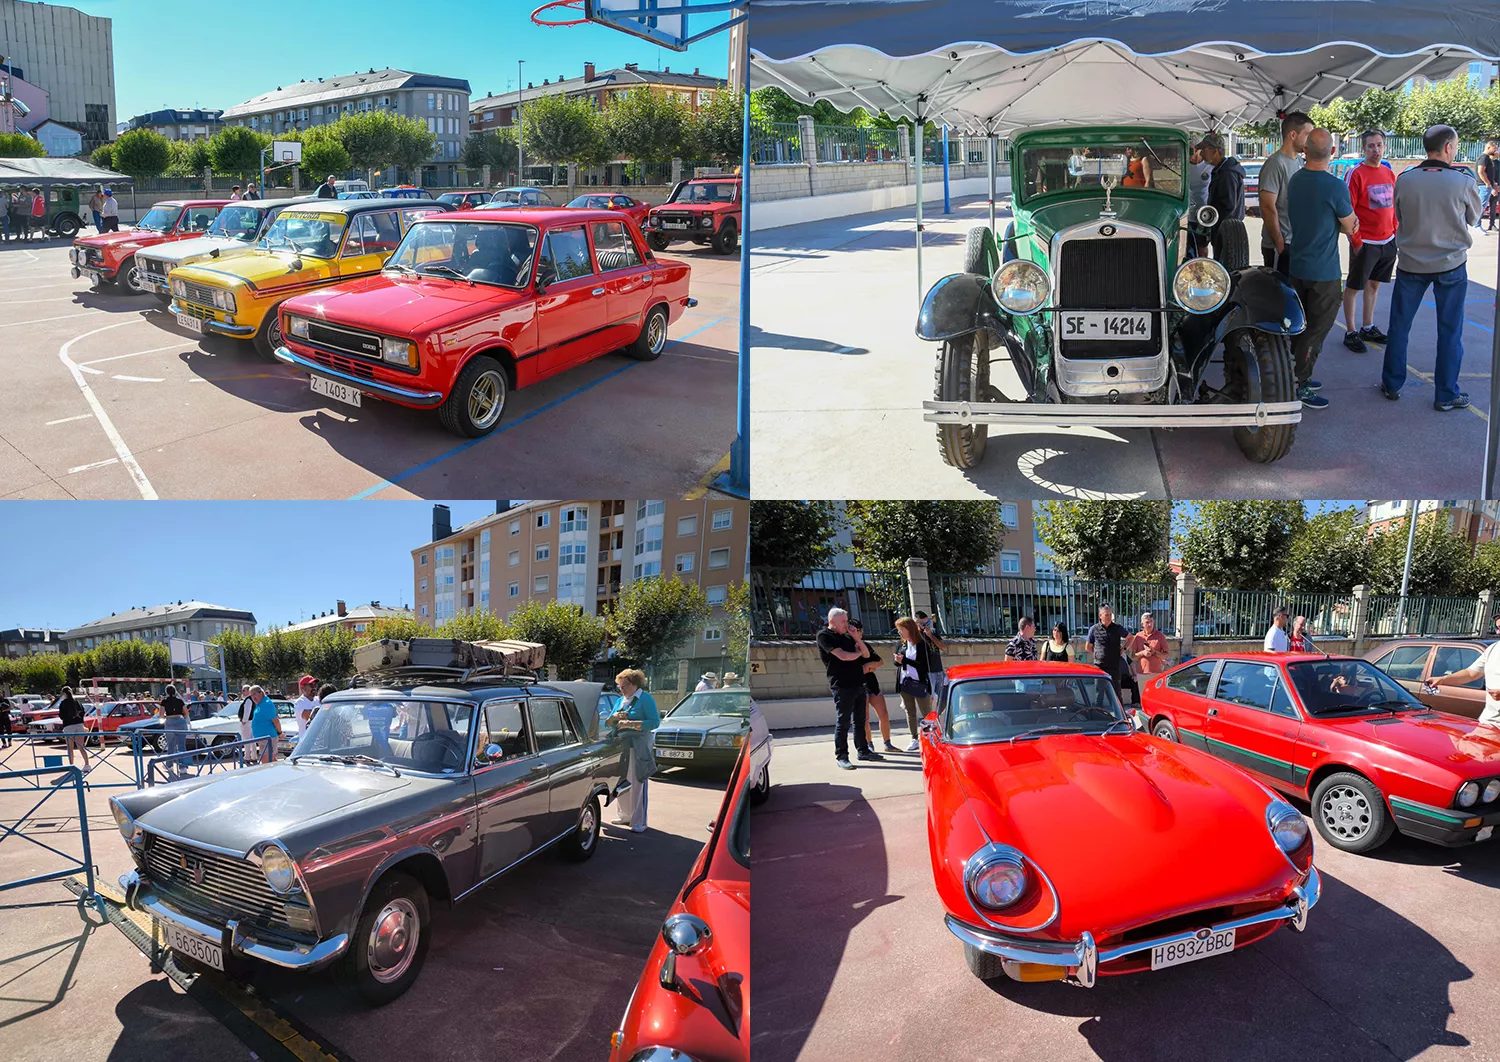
[0,765,99,910]
[144,735,274,787]
[0,731,148,790]
[751,567,910,639]
[1194,588,1356,640]
[930,574,1178,639]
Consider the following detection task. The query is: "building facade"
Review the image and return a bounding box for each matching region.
[280,600,411,636]
[469,62,725,133]
[221,68,470,184]
[1364,501,1500,545]
[61,601,257,651]
[413,501,748,660]
[0,628,66,657]
[126,107,223,141]
[0,3,115,150]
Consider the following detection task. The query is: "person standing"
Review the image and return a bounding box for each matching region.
[293,674,319,729]
[1289,615,1317,653]
[89,187,104,231]
[1285,128,1356,410]
[1480,141,1500,233]
[313,683,336,723]
[28,187,46,239]
[159,684,189,779]
[609,669,660,832]
[248,686,283,762]
[817,607,881,769]
[1041,623,1074,662]
[1085,605,1129,694]
[0,697,12,749]
[894,616,935,753]
[695,671,718,692]
[99,189,119,232]
[1425,642,1500,729]
[1187,143,1212,254]
[1380,124,1482,411]
[235,684,255,748]
[1258,111,1313,274]
[229,185,242,201]
[1341,130,1397,353]
[849,619,896,753]
[56,687,91,772]
[1126,612,1169,677]
[914,612,948,703]
[316,175,338,199]
[1264,607,1291,652]
[1198,134,1245,262]
[1005,617,1038,661]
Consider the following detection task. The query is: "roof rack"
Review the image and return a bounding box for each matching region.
[350,664,542,689]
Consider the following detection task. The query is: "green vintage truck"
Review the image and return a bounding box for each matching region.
[920,125,1305,468]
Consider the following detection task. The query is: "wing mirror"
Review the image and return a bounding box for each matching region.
[1132,709,1149,732]
[659,912,713,991]
[483,743,503,762]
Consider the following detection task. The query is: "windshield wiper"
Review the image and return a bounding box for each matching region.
[1008,724,1082,744]
[1099,718,1137,737]
[384,262,416,275]
[418,263,472,284]
[290,752,399,775]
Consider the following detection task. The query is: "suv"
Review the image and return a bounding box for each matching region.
[134,197,321,304]
[71,199,231,294]
[646,174,740,254]
[1366,639,1495,721]
[111,672,624,1002]
[921,125,1305,470]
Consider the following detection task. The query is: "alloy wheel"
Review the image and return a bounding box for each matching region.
[367,897,420,983]
[467,370,507,430]
[647,312,667,355]
[1320,784,1373,842]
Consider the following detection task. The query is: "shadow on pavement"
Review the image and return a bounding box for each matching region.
[1367,830,1500,889]
[0,895,103,1031]
[749,323,869,356]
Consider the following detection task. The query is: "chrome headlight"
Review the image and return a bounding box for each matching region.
[1483,779,1500,804]
[1267,799,1309,852]
[965,844,1029,909]
[1172,257,1231,314]
[699,216,714,228]
[991,259,1051,316]
[258,844,300,894]
[1194,204,1220,229]
[109,797,143,845]
[286,314,311,339]
[647,216,661,228]
[171,278,186,297]
[1457,781,1481,807]
[381,336,418,368]
[704,732,744,748]
[211,287,237,313]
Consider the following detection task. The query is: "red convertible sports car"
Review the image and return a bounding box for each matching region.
[610,741,750,1061]
[1141,651,1500,853]
[924,661,1318,987]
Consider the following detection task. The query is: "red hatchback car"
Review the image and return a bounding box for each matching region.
[70,199,230,294]
[925,661,1318,987]
[565,192,651,229]
[1141,652,1500,853]
[274,208,695,437]
[609,742,750,1061]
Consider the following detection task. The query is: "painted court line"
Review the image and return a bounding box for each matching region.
[79,344,184,367]
[57,321,158,500]
[68,457,120,474]
[0,309,108,328]
[112,375,164,383]
[45,414,93,426]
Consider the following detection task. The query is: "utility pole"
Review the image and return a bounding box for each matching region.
[516,60,525,185]
[1395,500,1420,632]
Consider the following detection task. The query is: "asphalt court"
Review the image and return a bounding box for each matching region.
[0,239,739,500]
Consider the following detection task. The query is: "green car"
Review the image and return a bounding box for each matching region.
[652,688,753,776]
[920,125,1305,468]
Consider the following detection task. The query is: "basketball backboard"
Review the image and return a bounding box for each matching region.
[168,637,219,669]
[272,139,303,164]
[584,0,744,51]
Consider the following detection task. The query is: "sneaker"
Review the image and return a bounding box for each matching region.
[1434,393,1471,412]
[1298,386,1329,409]
[836,758,856,770]
[1304,378,1322,392]
[1343,330,1367,353]
[906,739,920,752]
[1359,325,1388,344]
[1379,384,1400,401]
[883,741,898,753]
[857,749,886,762]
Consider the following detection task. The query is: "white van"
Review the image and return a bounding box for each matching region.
[332,179,369,194]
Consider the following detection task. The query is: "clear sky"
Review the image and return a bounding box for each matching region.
[0,501,499,633]
[91,0,731,120]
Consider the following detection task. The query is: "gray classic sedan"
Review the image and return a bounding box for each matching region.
[111,673,624,1002]
[652,688,756,777]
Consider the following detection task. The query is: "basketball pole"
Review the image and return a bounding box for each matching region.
[718,15,751,497]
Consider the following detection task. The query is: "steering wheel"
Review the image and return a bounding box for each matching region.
[411,729,466,769]
[1067,706,1117,722]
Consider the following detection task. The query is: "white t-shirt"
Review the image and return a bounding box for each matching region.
[294,695,318,725]
[100,196,118,217]
[1263,624,1290,652]
[1477,644,1500,727]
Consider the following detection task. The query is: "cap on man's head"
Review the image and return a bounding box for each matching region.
[1195,132,1225,152]
[299,674,317,688]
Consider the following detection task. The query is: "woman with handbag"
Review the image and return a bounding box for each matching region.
[894,616,934,752]
[609,669,661,833]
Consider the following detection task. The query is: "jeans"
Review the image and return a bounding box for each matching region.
[1261,244,1291,276]
[1381,265,1468,403]
[92,210,102,230]
[1484,185,1499,229]
[163,715,188,758]
[832,684,870,761]
[1290,276,1344,386]
[898,689,933,741]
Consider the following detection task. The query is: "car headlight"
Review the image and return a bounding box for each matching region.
[1172,257,1231,314]
[627,1049,703,1062]
[381,336,418,368]
[1458,781,1481,807]
[1194,204,1220,229]
[1483,779,1500,804]
[965,844,1029,910]
[171,278,186,297]
[705,733,745,748]
[286,314,310,339]
[1267,800,1309,852]
[990,259,1051,316]
[211,287,237,313]
[109,798,143,844]
[648,216,661,228]
[699,216,714,228]
[258,844,300,894]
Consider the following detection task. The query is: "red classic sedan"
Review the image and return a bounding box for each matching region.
[609,742,750,1062]
[273,208,695,437]
[1141,652,1500,853]
[70,199,230,294]
[565,192,651,228]
[925,661,1318,987]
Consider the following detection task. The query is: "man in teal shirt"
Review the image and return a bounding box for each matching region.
[1286,128,1357,411]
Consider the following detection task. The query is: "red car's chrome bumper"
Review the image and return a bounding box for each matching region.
[273,345,445,408]
[946,865,1320,987]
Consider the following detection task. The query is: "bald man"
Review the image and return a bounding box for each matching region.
[1286,127,1357,410]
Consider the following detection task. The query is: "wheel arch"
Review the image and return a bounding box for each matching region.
[454,344,518,388]
[359,846,453,915]
[1306,760,1390,810]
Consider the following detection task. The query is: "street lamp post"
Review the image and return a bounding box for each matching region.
[516,60,525,186]
[1395,499,1420,632]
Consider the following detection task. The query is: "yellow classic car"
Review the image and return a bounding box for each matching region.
[165,198,450,358]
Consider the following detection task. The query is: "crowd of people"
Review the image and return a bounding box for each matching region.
[3,187,48,240]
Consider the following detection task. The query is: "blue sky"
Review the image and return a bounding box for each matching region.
[0,501,498,633]
[89,0,731,120]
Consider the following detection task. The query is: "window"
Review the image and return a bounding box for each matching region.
[711,509,733,531]
[420,578,428,592]
[590,220,642,271]
[999,551,1023,575]
[1166,659,1217,696]
[419,551,429,565]
[450,94,459,111]
[420,605,429,617]
[344,211,400,257]
[706,585,727,606]
[1213,662,1280,712]
[538,227,594,284]
[675,552,695,573]
[634,560,662,578]
[483,111,494,121]
[427,92,436,111]
[704,627,723,642]
[635,525,663,556]
[510,519,520,535]
[559,543,584,566]
[557,573,575,597]
[678,515,698,537]
[1376,644,1433,682]
[478,700,530,761]
[708,548,731,570]
[536,511,551,529]
[529,698,575,751]
[437,93,445,111]
[535,544,551,561]
[1432,645,1484,689]
[1000,502,1020,528]
[508,581,520,598]
[534,575,550,593]
[508,550,520,567]
[561,506,588,532]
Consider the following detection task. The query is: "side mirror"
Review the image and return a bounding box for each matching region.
[534,270,551,294]
[1132,709,1149,732]
[659,912,713,992]
[484,743,502,761]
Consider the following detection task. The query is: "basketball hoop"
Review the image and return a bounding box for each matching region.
[532,0,588,26]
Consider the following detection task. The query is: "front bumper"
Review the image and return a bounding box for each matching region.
[946,865,1320,987]
[168,301,256,337]
[1390,796,1500,847]
[120,868,348,971]
[923,399,1303,431]
[652,743,742,772]
[273,345,446,408]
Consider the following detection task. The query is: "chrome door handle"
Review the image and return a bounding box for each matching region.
[592,287,605,296]
[1206,708,1218,716]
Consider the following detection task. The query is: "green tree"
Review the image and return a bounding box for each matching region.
[609,575,712,667]
[508,600,607,679]
[357,616,430,644]
[212,628,259,683]
[749,501,841,574]
[1175,501,1305,589]
[389,115,441,180]
[1309,98,1356,134]
[1397,78,1490,138]
[1346,89,1404,134]
[19,654,66,694]
[844,501,1004,575]
[602,87,687,165]
[1279,508,1373,592]
[524,93,606,177]
[438,610,510,642]
[1035,501,1170,580]
[164,137,211,176]
[1368,511,1475,595]
[300,626,356,683]
[111,128,171,177]
[723,582,752,667]
[0,132,46,158]
[688,89,746,163]
[255,628,305,690]
[1464,539,1500,595]
[90,143,115,170]
[296,126,351,184]
[330,111,400,176]
[208,126,268,176]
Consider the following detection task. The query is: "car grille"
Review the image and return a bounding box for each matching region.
[1114,904,1238,946]
[177,280,221,309]
[143,833,292,932]
[177,302,215,321]
[656,211,695,224]
[1057,236,1161,359]
[306,321,382,360]
[140,258,168,280]
[305,348,377,380]
[654,729,705,749]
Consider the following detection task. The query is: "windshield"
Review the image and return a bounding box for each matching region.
[207,204,266,241]
[944,675,1127,744]
[1288,660,1424,716]
[670,690,752,719]
[259,211,348,258]
[1020,139,1185,200]
[385,221,537,287]
[670,181,737,204]
[136,206,179,232]
[214,701,240,719]
[294,699,475,773]
[490,189,524,204]
[567,195,612,209]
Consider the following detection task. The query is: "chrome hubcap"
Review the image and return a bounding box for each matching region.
[579,804,596,850]
[1153,723,1173,740]
[127,266,145,292]
[268,318,281,347]
[1320,785,1373,841]
[367,897,419,983]
[647,313,666,354]
[468,370,506,429]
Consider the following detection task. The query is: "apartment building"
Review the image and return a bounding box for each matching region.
[126,107,224,141]
[0,3,115,150]
[279,600,411,636]
[1364,501,1500,545]
[469,62,725,133]
[819,500,1044,579]
[61,601,257,651]
[0,628,65,657]
[413,500,749,659]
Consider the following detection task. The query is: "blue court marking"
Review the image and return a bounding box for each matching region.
[1418,301,1495,334]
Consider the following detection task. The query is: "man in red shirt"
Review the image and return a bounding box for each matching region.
[28,187,46,240]
[1342,130,1397,353]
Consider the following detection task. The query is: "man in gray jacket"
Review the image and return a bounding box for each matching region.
[1379,125,1483,411]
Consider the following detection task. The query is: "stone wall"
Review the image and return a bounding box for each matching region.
[750,160,997,205]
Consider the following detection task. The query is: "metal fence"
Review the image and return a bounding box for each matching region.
[143,736,273,787]
[752,120,803,164]
[1193,588,1356,640]
[751,567,909,639]
[1247,136,1491,160]
[929,574,1178,639]
[1365,594,1480,637]
[0,732,149,790]
[814,125,901,163]
[0,764,98,909]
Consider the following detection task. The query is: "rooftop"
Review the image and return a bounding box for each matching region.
[281,603,412,633]
[129,108,224,127]
[223,69,471,118]
[471,64,726,111]
[64,601,256,639]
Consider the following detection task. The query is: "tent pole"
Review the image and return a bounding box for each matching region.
[987,134,996,234]
[942,124,951,214]
[915,120,924,305]
[1488,250,1500,498]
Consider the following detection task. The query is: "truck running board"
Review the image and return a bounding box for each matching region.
[922,400,1303,430]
